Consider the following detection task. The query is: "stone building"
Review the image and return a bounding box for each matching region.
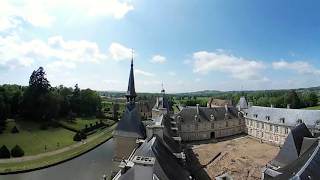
[112,59,146,162]
[175,104,245,141]
[239,96,320,146]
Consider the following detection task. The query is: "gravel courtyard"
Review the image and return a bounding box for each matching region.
[188,135,279,180]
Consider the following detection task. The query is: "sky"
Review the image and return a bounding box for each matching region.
[1,0,320,93]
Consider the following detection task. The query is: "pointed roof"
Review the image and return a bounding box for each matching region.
[125,58,137,102]
[270,123,314,168]
[237,96,248,109]
[113,103,146,138]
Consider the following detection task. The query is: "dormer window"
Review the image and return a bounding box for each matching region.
[297,119,303,124]
[210,114,215,121]
[254,114,258,118]
[266,116,270,121]
[280,118,285,123]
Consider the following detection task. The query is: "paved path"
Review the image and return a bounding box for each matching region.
[0,124,116,163]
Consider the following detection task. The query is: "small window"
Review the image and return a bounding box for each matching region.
[297,119,303,124]
[257,122,260,129]
[261,123,264,129]
[275,126,279,133]
[211,123,214,129]
[280,118,285,123]
[270,125,273,132]
[261,132,264,138]
[285,127,288,134]
[266,116,270,121]
[254,114,258,118]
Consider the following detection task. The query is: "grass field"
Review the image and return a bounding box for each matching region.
[303,105,320,110]
[0,120,75,156]
[0,124,116,174]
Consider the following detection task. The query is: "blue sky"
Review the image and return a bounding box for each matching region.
[1,0,320,93]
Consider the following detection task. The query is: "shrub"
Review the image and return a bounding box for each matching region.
[80,131,87,140]
[11,126,19,133]
[11,145,24,157]
[73,132,82,141]
[0,145,10,158]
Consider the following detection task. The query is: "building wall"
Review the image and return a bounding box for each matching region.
[177,118,245,141]
[113,136,138,162]
[244,117,290,146]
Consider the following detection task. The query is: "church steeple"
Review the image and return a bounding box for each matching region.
[125,50,137,102]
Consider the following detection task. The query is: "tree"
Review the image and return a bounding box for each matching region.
[11,145,24,157]
[285,90,302,109]
[308,92,318,107]
[22,67,52,121]
[0,145,10,158]
[70,84,81,115]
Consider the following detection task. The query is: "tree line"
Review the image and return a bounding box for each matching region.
[0,67,102,126]
[175,89,318,109]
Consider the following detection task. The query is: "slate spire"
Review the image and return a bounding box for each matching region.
[125,50,137,102]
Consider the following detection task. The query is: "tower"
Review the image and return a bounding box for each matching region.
[113,54,146,163]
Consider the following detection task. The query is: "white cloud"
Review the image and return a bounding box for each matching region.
[108,42,132,61]
[0,0,133,31]
[0,34,106,70]
[150,55,166,64]
[134,69,155,77]
[192,50,266,80]
[272,60,320,75]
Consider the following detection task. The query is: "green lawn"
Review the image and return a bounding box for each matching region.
[303,105,320,110]
[0,124,116,173]
[0,120,75,156]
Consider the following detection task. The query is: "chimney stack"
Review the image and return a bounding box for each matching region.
[196,104,200,115]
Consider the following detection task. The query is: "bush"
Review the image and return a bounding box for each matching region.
[73,132,87,141]
[73,132,82,141]
[11,145,24,157]
[0,145,10,158]
[11,126,19,133]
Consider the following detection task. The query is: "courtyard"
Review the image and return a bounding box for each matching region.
[187,135,279,180]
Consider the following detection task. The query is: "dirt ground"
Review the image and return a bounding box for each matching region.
[189,135,279,180]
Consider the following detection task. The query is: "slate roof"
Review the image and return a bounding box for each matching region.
[244,106,320,128]
[237,96,248,109]
[113,103,146,138]
[175,106,239,124]
[153,96,170,110]
[118,136,191,180]
[264,123,320,180]
[270,123,314,168]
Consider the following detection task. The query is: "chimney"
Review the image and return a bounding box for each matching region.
[248,102,253,107]
[196,104,200,115]
[271,104,274,108]
[287,104,290,109]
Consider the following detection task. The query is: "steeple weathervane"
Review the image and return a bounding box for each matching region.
[125,48,137,103]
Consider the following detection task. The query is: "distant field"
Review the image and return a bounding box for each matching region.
[0,120,75,156]
[303,105,320,110]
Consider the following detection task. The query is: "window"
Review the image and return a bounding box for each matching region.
[269,125,273,132]
[261,123,264,129]
[275,126,279,133]
[254,114,258,118]
[280,118,285,123]
[261,132,264,138]
[266,116,270,121]
[250,120,253,126]
[285,127,288,134]
[257,122,260,129]
[275,136,279,142]
[297,119,303,124]
[210,114,215,121]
